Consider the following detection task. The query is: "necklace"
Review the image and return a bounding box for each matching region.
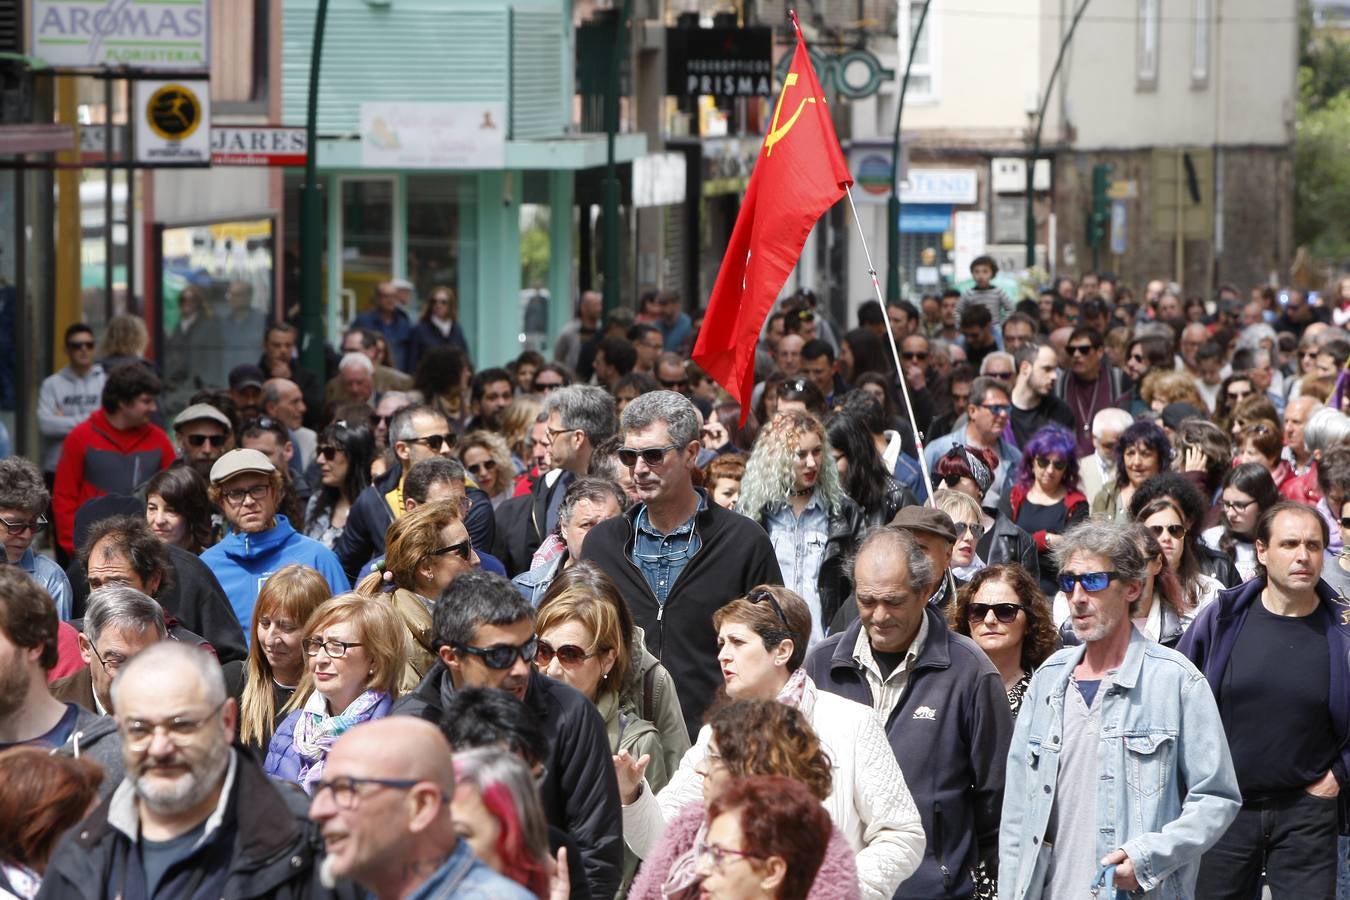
[1071,373,1105,434]
[789,485,814,497]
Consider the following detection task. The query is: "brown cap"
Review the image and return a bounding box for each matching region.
[889,505,958,542]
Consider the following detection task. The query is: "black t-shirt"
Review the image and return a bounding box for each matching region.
[1220,599,1336,798]
[872,647,908,679]
[141,820,208,898]
[1010,394,1077,449]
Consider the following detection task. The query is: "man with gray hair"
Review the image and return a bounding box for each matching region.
[805,526,1010,900]
[1000,519,1240,900]
[495,385,616,575]
[581,390,781,737]
[1079,406,1134,509]
[53,585,167,715]
[38,641,345,899]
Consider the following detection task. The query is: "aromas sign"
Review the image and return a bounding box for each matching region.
[32,0,209,72]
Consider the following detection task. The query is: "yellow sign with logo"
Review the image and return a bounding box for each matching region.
[134,79,211,166]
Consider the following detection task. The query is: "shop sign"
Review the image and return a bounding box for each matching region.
[32,0,210,72]
[211,127,308,167]
[667,27,774,98]
[899,203,952,233]
[775,47,895,100]
[134,79,210,166]
[359,102,506,169]
[902,168,978,205]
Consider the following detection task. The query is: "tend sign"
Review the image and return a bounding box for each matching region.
[32,0,209,72]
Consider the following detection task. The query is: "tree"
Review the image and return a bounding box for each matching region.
[1294,1,1350,262]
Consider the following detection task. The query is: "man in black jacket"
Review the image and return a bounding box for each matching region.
[394,571,621,900]
[804,526,1012,900]
[580,390,782,737]
[38,642,351,900]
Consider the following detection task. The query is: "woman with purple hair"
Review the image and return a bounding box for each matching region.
[1008,424,1089,596]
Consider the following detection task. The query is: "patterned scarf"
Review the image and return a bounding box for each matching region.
[775,667,810,710]
[292,688,391,792]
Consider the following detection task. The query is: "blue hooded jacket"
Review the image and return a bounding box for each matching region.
[200,514,349,640]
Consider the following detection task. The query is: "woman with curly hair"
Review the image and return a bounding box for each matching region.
[618,586,925,900]
[1090,419,1171,523]
[1007,424,1088,596]
[458,430,515,507]
[1200,463,1279,582]
[144,466,215,553]
[627,701,865,900]
[1140,369,1207,414]
[737,411,865,637]
[304,420,375,549]
[825,409,912,526]
[949,564,1058,703]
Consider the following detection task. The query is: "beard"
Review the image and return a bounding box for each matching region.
[0,652,31,721]
[132,736,231,817]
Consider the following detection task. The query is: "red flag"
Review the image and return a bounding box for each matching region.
[691,22,852,420]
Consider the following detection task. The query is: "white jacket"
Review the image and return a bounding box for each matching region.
[37,364,106,472]
[622,675,926,900]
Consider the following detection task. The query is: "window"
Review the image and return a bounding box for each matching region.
[1191,0,1211,85]
[212,0,268,110]
[898,1,939,103]
[1137,0,1160,88]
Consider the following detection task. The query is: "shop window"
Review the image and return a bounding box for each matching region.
[1137,0,1160,89]
[212,0,269,111]
[1191,0,1211,86]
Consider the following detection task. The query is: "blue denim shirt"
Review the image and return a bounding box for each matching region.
[765,496,830,641]
[999,628,1241,900]
[631,494,705,608]
[406,837,537,900]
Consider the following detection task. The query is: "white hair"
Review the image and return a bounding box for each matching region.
[1092,407,1134,439]
[980,352,1014,375]
[339,352,375,375]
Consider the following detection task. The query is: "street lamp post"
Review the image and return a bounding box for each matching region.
[299,0,331,374]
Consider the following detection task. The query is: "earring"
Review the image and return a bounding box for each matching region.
[368,669,374,676]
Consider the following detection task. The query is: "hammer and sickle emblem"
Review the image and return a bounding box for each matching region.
[765,72,817,157]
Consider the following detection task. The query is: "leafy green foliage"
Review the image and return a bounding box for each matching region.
[1295,1,1350,260]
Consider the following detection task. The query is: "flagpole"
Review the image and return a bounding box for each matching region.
[843,185,935,504]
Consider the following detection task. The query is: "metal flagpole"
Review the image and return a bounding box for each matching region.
[843,184,935,504]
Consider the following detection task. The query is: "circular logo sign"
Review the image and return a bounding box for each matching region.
[145,84,202,142]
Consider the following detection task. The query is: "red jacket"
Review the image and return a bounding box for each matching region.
[52,408,175,553]
[1008,484,1089,550]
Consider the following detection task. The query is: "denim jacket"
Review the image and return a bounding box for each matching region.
[999,629,1241,900]
[405,837,537,900]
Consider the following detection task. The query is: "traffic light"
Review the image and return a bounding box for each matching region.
[1087,163,1113,268]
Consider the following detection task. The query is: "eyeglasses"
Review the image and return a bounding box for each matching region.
[1221,498,1254,513]
[67,340,96,351]
[317,445,343,461]
[430,539,472,561]
[1034,456,1067,471]
[695,839,763,871]
[1067,344,1096,356]
[89,643,129,674]
[954,521,985,540]
[0,514,48,535]
[535,639,599,667]
[466,460,497,475]
[1147,523,1187,539]
[746,588,790,626]
[302,638,364,658]
[966,602,1024,624]
[452,636,539,670]
[221,483,271,506]
[1342,516,1350,531]
[901,351,929,361]
[312,776,427,810]
[121,700,227,751]
[244,416,281,432]
[1301,350,1320,360]
[980,404,1012,416]
[617,444,678,468]
[1057,571,1121,593]
[542,426,574,446]
[985,370,1014,379]
[408,433,456,452]
[186,433,228,448]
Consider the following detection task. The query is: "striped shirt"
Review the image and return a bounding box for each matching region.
[956,286,1015,327]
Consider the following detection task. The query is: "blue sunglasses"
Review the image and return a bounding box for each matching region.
[1057,571,1120,594]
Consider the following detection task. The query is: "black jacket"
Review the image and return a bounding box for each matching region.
[335,463,494,581]
[863,476,918,527]
[755,495,865,628]
[984,511,1041,581]
[395,664,622,900]
[493,471,572,577]
[580,494,783,738]
[37,750,355,900]
[803,608,1013,900]
[1196,541,1242,589]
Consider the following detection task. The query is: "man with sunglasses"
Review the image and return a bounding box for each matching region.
[39,641,344,900]
[1052,326,1128,457]
[581,391,781,738]
[38,322,106,488]
[397,571,623,900]
[1180,502,1348,899]
[924,376,1022,510]
[1001,520,1239,900]
[171,403,234,479]
[0,457,73,619]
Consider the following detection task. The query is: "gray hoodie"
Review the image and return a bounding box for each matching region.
[57,706,125,801]
[37,364,106,472]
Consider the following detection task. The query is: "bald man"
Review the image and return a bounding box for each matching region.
[310,718,535,900]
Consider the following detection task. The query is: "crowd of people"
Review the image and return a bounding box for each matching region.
[0,271,1349,900]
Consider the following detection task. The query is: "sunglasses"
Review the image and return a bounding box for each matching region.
[1227,389,1252,401]
[1057,570,1121,593]
[901,351,929,361]
[782,378,810,393]
[1147,523,1187,539]
[980,404,1012,416]
[660,378,689,389]
[452,636,539,670]
[317,446,341,461]
[534,380,564,391]
[186,434,227,448]
[966,602,1024,624]
[618,444,678,468]
[940,473,966,488]
[1129,352,1146,363]
[430,539,472,561]
[1342,516,1350,531]
[1034,456,1067,471]
[408,433,456,452]
[466,459,497,475]
[954,521,985,540]
[0,514,48,536]
[746,588,790,626]
[67,340,96,351]
[535,639,598,667]
[985,370,1014,379]
[369,413,393,429]
[1067,344,1096,356]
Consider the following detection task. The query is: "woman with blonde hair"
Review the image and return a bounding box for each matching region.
[451,747,554,899]
[264,593,407,793]
[932,488,985,582]
[239,564,334,750]
[1140,369,1207,413]
[501,396,542,478]
[458,430,516,507]
[356,499,478,691]
[99,314,150,365]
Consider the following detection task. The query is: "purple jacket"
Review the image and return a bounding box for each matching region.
[263,695,393,790]
[628,802,861,900]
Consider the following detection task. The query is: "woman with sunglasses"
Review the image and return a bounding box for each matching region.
[629,701,861,900]
[356,500,478,691]
[1200,463,1279,583]
[144,465,216,554]
[949,564,1058,704]
[408,285,469,374]
[1008,424,1088,596]
[1090,419,1171,524]
[1136,497,1223,614]
[932,489,986,582]
[619,585,924,900]
[304,420,375,549]
[737,412,865,641]
[458,430,515,507]
[264,593,406,793]
[1234,418,1293,490]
